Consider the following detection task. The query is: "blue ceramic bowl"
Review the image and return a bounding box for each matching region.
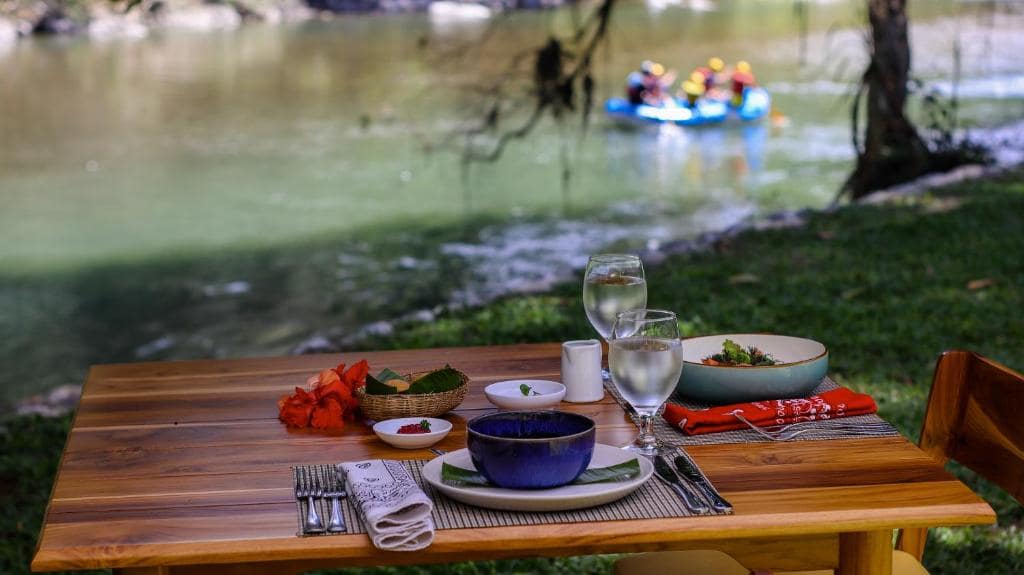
[466,411,596,489]
[677,334,829,405]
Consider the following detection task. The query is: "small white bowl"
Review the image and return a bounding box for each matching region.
[484,379,566,410]
[373,417,452,449]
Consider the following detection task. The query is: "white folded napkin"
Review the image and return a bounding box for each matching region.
[338,460,435,551]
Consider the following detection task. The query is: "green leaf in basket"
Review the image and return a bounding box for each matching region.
[406,365,465,394]
[364,374,398,395]
[440,458,642,488]
[376,368,405,383]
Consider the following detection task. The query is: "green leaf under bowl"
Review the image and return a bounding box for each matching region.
[441,458,641,487]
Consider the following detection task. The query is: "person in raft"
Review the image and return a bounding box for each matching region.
[694,56,727,97]
[730,60,756,107]
[679,71,707,107]
[626,60,677,106]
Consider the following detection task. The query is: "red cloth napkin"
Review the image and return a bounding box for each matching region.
[662,386,878,435]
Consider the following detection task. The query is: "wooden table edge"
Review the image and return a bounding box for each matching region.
[30,500,995,572]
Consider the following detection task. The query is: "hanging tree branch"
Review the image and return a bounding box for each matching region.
[451,0,618,166]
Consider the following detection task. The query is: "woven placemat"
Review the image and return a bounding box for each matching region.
[293,446,729,536]
[604,376,899,445]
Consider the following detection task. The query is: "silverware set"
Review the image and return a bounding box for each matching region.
[674,451,732,513]
[731,412,894,442]
[652,454,709,514]
[294,466,347,534]
[650,450,732,515]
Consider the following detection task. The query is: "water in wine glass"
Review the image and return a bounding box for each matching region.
[608,336,683,412]
[583,275,648,339]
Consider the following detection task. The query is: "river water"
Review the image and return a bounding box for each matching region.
[1,0,1023,404]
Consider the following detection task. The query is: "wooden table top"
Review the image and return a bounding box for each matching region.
[32,343,995,573]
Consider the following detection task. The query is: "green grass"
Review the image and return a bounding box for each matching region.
[3,173,1024,574]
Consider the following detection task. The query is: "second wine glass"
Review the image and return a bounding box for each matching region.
[608,309,683,456]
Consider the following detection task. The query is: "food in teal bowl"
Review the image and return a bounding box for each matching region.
[676,334,828,405]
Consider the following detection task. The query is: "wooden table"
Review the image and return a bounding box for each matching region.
[32,343,995,574]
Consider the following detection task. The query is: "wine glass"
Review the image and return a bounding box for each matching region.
[583,254,647,382]
[608,309,683,456]
[582,254,647,341]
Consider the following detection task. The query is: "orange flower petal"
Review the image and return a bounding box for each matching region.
[342,359,369,387]
[279,401,314,428]
[310,397,345,430]
[318,369,341,388]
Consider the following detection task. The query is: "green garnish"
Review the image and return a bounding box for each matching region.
[704,339,778,366]
[519,383,540,396]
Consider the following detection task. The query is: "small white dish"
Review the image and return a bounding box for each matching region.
[373,417,452,449]
[484,379,566,410]
[422,444,653,511]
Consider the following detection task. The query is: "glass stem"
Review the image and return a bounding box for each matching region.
[601,346,611,382]
[636,413,656,448]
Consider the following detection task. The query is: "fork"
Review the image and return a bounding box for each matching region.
[295,467,325,533]
[732,412,893,442]
[324,466,347,533]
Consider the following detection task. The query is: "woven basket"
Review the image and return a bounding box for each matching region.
[357,370,469,421]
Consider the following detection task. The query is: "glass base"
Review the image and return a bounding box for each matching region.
[621,439,669,457]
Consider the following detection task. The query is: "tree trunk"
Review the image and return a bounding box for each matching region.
[844,0,930,200]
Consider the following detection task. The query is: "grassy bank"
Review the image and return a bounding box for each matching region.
[3,173,1024,574]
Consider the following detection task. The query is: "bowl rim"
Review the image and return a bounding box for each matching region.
[484,379,566,399]
[373,417,453,437]
[467,410,595,443]
[681,333,829,369]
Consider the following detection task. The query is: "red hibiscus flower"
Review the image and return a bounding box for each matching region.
[278,359,369,430]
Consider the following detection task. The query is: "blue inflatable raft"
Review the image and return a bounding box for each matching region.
[605,87,771,126]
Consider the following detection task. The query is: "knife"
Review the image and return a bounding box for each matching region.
[653,455,709,515]
[674,453,732,513]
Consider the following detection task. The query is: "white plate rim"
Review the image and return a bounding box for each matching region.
[421,444,653,511]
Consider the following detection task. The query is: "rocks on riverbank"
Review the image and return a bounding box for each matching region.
[0,0,316,41]
[0,0,566,45]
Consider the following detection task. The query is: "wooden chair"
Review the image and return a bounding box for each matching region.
[613,350,1024,574]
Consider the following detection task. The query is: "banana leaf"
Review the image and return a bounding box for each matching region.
[441,458,642,487]
[406,366,464,394]
[364,374,397,395]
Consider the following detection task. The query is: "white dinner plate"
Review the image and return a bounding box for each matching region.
[422,444,653,511]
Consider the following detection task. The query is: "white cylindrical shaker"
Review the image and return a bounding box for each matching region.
[561,339,605,403]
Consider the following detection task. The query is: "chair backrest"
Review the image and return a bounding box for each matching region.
[897,350,1024,559]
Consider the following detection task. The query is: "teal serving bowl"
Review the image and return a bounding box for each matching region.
[676,334,828,405]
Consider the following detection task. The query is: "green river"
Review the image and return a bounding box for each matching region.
[1,0,1023,406]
